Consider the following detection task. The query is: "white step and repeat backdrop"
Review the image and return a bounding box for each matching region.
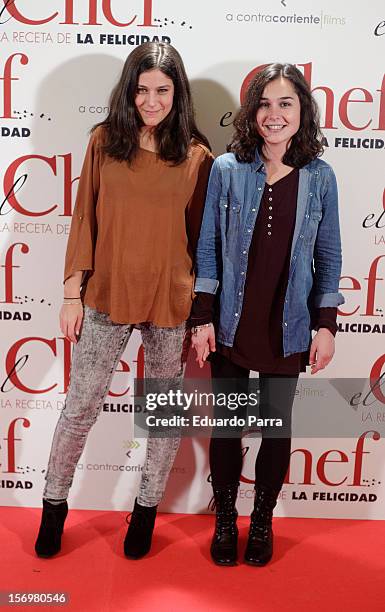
[1,0,384,519]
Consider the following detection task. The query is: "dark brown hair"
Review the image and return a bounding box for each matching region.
[95,42,209,164]
[229,63,323,167]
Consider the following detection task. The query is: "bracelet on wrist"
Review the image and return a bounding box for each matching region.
[192,322,213,336]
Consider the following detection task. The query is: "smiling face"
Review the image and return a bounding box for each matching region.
[256,77,301,150]
[135,68,174,127]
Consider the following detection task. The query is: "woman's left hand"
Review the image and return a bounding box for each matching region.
[191,323,216,368]
[309,328,335,374]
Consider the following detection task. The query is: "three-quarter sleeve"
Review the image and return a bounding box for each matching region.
[63,129,101,283]
[185,148,214,258]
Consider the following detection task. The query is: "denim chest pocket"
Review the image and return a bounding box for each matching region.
[219,198,241,254]
[305,208,322,246]
[311,208,322,221]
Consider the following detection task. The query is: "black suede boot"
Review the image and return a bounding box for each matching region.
[244,485,278,566]
[35,499,68,558]
[124,498,157,559]
[210,484,239,566]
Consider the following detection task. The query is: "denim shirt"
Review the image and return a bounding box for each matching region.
[194,151,344,357]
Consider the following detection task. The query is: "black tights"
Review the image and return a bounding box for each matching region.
[209,353,298,493]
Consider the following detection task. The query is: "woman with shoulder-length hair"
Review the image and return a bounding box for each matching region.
[191,63,344,566]
[34,41,213,560]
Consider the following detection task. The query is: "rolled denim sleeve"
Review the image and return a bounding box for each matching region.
[313,167,345,308]
[194,160,223,294]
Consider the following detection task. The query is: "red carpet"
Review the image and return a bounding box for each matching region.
[0,507,383,611]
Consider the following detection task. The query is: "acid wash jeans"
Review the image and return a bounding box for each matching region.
[43,306,186,507]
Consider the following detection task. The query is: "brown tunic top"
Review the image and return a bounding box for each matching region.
[191,169,337,374]
[64,127,213,326]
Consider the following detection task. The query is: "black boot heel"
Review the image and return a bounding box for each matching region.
[124,498,157,559]
[35,499,68,558]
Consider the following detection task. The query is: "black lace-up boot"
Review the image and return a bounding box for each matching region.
[124,498,157,559]
[35,499,68,558]
[244,485,278,566]
[210,484,239,566]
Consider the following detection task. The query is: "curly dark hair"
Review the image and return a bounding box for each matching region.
[229,63,324,167]
[95,42,210,165]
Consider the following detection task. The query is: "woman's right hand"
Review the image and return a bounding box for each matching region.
[60,303,84,344]
[191,323,216,368]
[61,271,84,343]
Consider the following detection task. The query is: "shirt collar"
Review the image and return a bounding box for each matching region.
[253,147,265,172]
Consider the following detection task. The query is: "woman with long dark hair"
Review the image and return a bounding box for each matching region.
[191,63,343,566]
[35,42,212,560]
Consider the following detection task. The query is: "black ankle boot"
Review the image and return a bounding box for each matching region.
[244,485,278,566]
[210,484,238,566]
[124,498,157,559]
[35,499,68,558]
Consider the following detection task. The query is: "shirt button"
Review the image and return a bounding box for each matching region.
[300,234,304,238]
[269,206,272,210]
[268,188,272,192]
[268,224,271,228]
[284,322,288,327]
[241,271,245,275]
[258,187,262,191]
[239,292,242,296]
[224,204,228,208]
[247,229,251,233]
[268,197,273,201]
[252,208,256,212]
[309,193,313,197]
[235,312,239,317]
[268,216,272,219]
[79,215,83,220]
[306,214,309,218]
[293,255,296,260]
[243,250,247,254]
[268,231,272,236]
